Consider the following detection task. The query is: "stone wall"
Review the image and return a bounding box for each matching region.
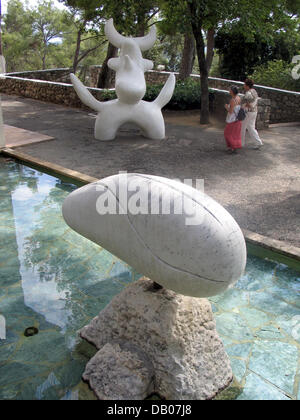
[208,77,300,124]
[0,76,113,109]
[3,67,298,124]
[142,71,297,124]
[210,88,270,130]
[7,68,72,84]
[0,74,270,129]
[89,67,171,88]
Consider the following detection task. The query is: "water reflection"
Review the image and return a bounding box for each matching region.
[0,158,137,400]
[1,160,137,334]
[10,164,76,331]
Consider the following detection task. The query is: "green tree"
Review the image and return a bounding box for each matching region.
[3,0,70,71]
[2,0,106,73]
[251,59,300,91]
[215,2,300,80]
[60,4,107,74]
[161,0,233,123]
[31,0,69,69]
[161,0,300,124]
[3,0,37,71]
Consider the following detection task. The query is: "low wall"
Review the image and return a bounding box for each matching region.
[89,67,171,88]
[0,76,112,109]
[4,67,298,124]
[143,71,297,124]
[7,68,72,83]
[208,77,300,124]
[0,74,270,129]
[210,89,270,129]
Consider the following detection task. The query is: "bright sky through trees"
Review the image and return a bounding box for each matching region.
[2,0,67,14]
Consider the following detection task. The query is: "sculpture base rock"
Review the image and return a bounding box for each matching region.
[80,278,233,400]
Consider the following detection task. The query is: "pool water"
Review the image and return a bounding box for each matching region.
[0,158,299,400]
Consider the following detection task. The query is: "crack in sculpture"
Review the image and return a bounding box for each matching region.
[70,19,176,141]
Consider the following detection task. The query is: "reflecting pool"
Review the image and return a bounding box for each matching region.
[0,158,299,400]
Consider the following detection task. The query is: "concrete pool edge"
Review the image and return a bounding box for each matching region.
[244,229,300,260]
[1,147,300,265]
[1,147,98,185]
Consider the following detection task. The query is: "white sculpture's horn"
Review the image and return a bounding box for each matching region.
[105,18,156,51]
[134,25,157,51]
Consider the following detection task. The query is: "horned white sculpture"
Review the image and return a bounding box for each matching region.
[70,19,176,141]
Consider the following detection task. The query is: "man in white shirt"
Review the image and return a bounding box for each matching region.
[241,78,263,149]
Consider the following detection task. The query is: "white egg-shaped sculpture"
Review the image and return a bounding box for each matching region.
[62,174,247,298]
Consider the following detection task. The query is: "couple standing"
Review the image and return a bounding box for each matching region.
[224,78,263,153]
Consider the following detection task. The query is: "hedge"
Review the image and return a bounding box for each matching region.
[100,78,214,110]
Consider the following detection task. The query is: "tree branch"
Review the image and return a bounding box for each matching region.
[77,41,107,64]
[81,34,105,43]
[146,9,160,23]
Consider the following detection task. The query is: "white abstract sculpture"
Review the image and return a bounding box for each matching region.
[63,173,247,298]
[70,19,176,141]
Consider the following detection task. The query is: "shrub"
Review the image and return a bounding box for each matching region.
[99,78,215,110]
[100,89,117,101]
[250,59,300,92]
[146,78,207,110]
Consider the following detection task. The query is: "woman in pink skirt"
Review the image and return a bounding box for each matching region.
[224,86,242,154]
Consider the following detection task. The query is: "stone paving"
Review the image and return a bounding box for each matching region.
[3,124,54,148]
[1,94,300,249]
[0,158,299,400]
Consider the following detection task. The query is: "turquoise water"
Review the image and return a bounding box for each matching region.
[0,158,299,400]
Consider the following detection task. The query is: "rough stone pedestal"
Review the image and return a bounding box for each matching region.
[80,278,233,400]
